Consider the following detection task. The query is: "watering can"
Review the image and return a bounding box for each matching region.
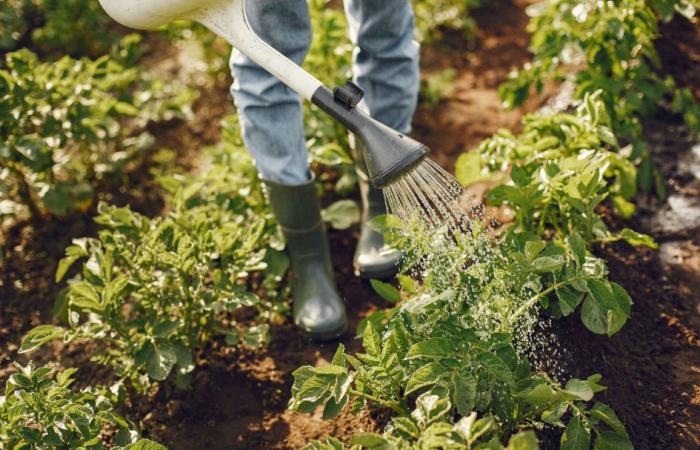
[98,0,430,187]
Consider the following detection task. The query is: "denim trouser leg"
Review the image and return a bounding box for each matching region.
[230,0,312,185]
[344,0,420,134]
[230,0,420,184]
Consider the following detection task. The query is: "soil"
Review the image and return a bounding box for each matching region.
[1,1,699,449]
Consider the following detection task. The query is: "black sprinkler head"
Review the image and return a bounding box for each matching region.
[311,84,430,188]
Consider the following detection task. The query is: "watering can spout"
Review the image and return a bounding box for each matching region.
[311,85,429,187]
[98,0,430,188]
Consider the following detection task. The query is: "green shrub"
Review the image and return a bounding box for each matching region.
[456,91,656,248]
[290,220,633,448]
[413,0,484,43]
[0,44,194,220]
[499,0,700,195]
[0,362,165,449]
[20,117,285,391]
[0,0,120,57]
[304,415,537,449]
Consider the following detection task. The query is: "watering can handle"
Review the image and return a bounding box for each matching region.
[98,0,324,100]
[194,0,324,100]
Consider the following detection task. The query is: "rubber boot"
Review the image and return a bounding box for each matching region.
[350,136,402,279]
[263,178,347,340]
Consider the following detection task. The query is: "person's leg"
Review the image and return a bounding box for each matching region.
[343,0,420,133]
[230,0,346,339]
[344,0,420,279]
[230,0,312,185]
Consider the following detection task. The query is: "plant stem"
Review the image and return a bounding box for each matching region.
[349,388,409,416]
[509,277,579,323]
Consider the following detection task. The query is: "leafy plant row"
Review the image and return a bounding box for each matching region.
[0,362,166,449]
[19,116,286,392]
[290,95,647,449]
[0,40,194,221]
[456,91,657,250]
[293,222,633,449]
[499,0,700,197]
[1,0,123,57]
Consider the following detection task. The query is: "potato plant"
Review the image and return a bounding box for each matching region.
[290,222,634,448]
[0,362,165,449]
[20,117,285,391]
[0,44,194,219]
[456,91,656,249]
[304,414,537,449]
[412,0,484,43]
[499,0,700,194]
[0,0,120,57]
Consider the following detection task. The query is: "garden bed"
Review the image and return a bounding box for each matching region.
[1,1,699,449]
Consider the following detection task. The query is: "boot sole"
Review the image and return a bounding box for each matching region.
[355,265,399,281]
[304,321,348,342]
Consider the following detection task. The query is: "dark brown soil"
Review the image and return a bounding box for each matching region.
[413,0,544,172]
[1,2,699,450]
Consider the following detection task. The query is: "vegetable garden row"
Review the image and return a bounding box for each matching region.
[1,0,699,449]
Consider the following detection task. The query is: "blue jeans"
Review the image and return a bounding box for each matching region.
[230,0,420,184]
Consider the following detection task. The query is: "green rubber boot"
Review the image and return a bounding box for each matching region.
[350,136,402,279]
[263,178,347,340]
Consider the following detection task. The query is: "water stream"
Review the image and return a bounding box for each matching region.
[383,158,473,233]
[381,156,568,378]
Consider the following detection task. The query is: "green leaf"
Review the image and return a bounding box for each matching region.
[243,324,270,347]
[541,401,569,425]
[362,322,382,357]
[331,343,346,368]
[405,363,447,395]
[581,280,631,336]
[594,431,632,450]
[42,187,72,216]
[619,228,657,248]
[476,351,515,388]
[451,372,476,416]
[507,430,538,450]
[561,416,591,450]
[611,195,636,219]
[322,393,349,420]
[557,286,585,316]
[562,379,594,401]
[398,274,418,294]
[532,255,566,273]
[312,142,352,166]
[145,342,177,381]
[19,325,65,353]
[524,240,547,262]
[322,200,360,230]
[590,402,627,436]
[69,281,103,312]
[370,279,401,304]
[173,342,194,374]
[124,439,168,450]
[350,433,389,447]
[567,233,586,266]
[153,321,180,337]
[406,338,456,360]
[297,376,331,405]
[56,368,78,387]
[518,383,557,405]
[455,150,486,186]
[55,244,89,282]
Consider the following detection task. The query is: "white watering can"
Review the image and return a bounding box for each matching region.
[98,0,430,187]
